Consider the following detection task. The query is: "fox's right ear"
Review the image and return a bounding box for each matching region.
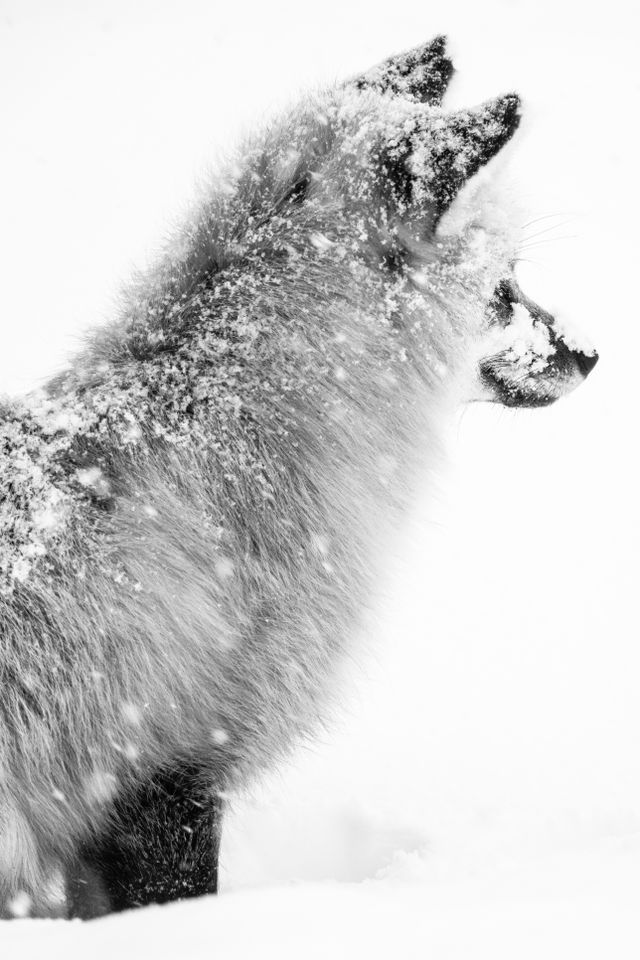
[352,36,454,106]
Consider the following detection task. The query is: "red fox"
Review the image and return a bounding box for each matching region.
[0,36,597,918]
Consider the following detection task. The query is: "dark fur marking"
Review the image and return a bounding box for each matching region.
[66,765,222,917]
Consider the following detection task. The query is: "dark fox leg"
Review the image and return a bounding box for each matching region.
[67,765,222,918]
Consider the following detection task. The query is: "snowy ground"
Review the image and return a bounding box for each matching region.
[1,0,639,956]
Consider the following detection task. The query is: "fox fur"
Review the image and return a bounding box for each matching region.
[0,36,597,917]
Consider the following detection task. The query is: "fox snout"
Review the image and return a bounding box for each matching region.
[479,277,598,408]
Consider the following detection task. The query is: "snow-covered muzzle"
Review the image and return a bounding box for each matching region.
[478,276,598,407]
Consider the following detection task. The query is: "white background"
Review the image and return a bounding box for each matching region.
[1,0,639,956]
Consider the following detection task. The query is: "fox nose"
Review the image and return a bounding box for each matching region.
[574,349,599,378]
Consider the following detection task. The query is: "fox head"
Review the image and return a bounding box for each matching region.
[351,36,599,406]
[205,35,597,410]
[350,37,598,407]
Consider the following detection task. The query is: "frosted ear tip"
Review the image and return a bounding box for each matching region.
[487,93,522,140]
[420,35,453,75]
[500,93,522,121]
[427,35,448,55]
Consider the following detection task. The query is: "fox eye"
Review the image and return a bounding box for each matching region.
[487,278,517,326]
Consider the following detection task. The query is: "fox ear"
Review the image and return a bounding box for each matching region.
[385,93,521,223]
[353,35,454,106]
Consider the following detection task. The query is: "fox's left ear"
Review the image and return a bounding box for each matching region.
[384,93,521,225]
[352,35,454,106]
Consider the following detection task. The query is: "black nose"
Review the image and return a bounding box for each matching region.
[575,350,599,377]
